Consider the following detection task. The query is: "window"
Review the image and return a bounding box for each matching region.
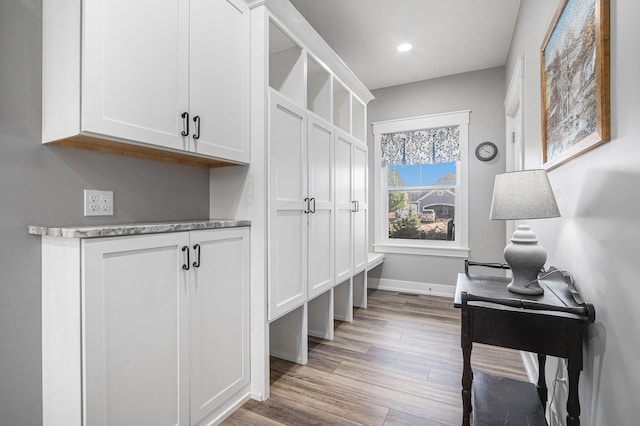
[372,111,470,257]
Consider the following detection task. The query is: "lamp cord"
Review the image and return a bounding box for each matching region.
[527,268,574,287]
[548,359,565,425]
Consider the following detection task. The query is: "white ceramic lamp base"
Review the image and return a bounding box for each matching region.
[504,224,546,295]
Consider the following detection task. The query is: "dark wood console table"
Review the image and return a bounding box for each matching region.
[454,264,595,426]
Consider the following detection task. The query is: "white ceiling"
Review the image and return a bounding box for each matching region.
[289,0,522,91]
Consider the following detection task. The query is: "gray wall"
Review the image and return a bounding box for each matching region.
[367,67,507,287]
[506,0,640,423]
[0,2,210,424]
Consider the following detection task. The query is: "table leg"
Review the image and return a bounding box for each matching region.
[537,354,547,408]
[461,303,472,425]
[566,359,581,426]
[462,343,472,425]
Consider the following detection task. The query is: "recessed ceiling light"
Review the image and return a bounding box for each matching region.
[397,43,412,52]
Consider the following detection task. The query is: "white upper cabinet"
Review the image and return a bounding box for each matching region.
[43,0,249,166]
[189,0,249,162]
[81,0,189,152]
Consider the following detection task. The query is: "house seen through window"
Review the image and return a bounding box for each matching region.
[388,162,456,241]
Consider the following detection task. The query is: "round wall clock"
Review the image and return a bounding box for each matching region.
[475,141,498,162]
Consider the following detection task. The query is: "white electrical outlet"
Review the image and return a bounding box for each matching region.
[84,190,114,216]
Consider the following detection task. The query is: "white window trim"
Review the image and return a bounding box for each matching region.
[372,110,470,257]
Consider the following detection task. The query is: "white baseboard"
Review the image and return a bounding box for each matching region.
[202,390,251,425]
[367,278,455,298]
[308,329,331,340]
[249,390,266,402]
[270,349,306,365]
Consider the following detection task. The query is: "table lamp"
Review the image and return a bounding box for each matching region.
[490,169,560,295]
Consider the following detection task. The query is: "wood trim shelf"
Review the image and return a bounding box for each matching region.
[51,134,240,169]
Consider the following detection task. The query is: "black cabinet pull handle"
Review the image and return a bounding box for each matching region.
[181,112,189,136]
[181,246,190,270]
[303,197,310,214]
[352,200,357,212]
[192,244,201,268]
[193,115,201,140]
[310,197,316,213]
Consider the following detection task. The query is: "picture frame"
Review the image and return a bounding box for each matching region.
[540,0,610,170]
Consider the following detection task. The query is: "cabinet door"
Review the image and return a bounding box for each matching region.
[83,233,190,426]
[353,140,369,273]
[269,91,308,320]
[82,0,189,150]
[189,0,250,163]
[307,114,334,299]
[334,128,353,284]
[189,228,250,424]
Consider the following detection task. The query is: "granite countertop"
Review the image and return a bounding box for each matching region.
[28,219,250,239]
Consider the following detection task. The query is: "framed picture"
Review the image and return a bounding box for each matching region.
[541,0,610,170]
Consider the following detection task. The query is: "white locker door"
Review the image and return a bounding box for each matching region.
[353,140,369,273]
[334,128,353,284]
[269,91,308,320]
[307,114,334,299]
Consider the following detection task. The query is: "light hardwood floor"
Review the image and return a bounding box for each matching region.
[224,289,528,425]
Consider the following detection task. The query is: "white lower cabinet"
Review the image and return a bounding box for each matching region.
[42,227,250,426]
[188,229,250,425]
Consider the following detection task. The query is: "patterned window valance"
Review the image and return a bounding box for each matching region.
[381,126,460,167]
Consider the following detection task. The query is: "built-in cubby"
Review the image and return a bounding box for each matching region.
[308,290,334,340]
[333,78,351,133]
[269,305,308,365]
[353,271,368,308]
[268,20,367,141]
[269,20,304,105]
[306,55,332,122]
[263,2,376,373]
[351,96,366,142]
[334,279,354,322]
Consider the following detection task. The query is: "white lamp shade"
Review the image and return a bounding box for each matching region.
[490,169,560,220]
